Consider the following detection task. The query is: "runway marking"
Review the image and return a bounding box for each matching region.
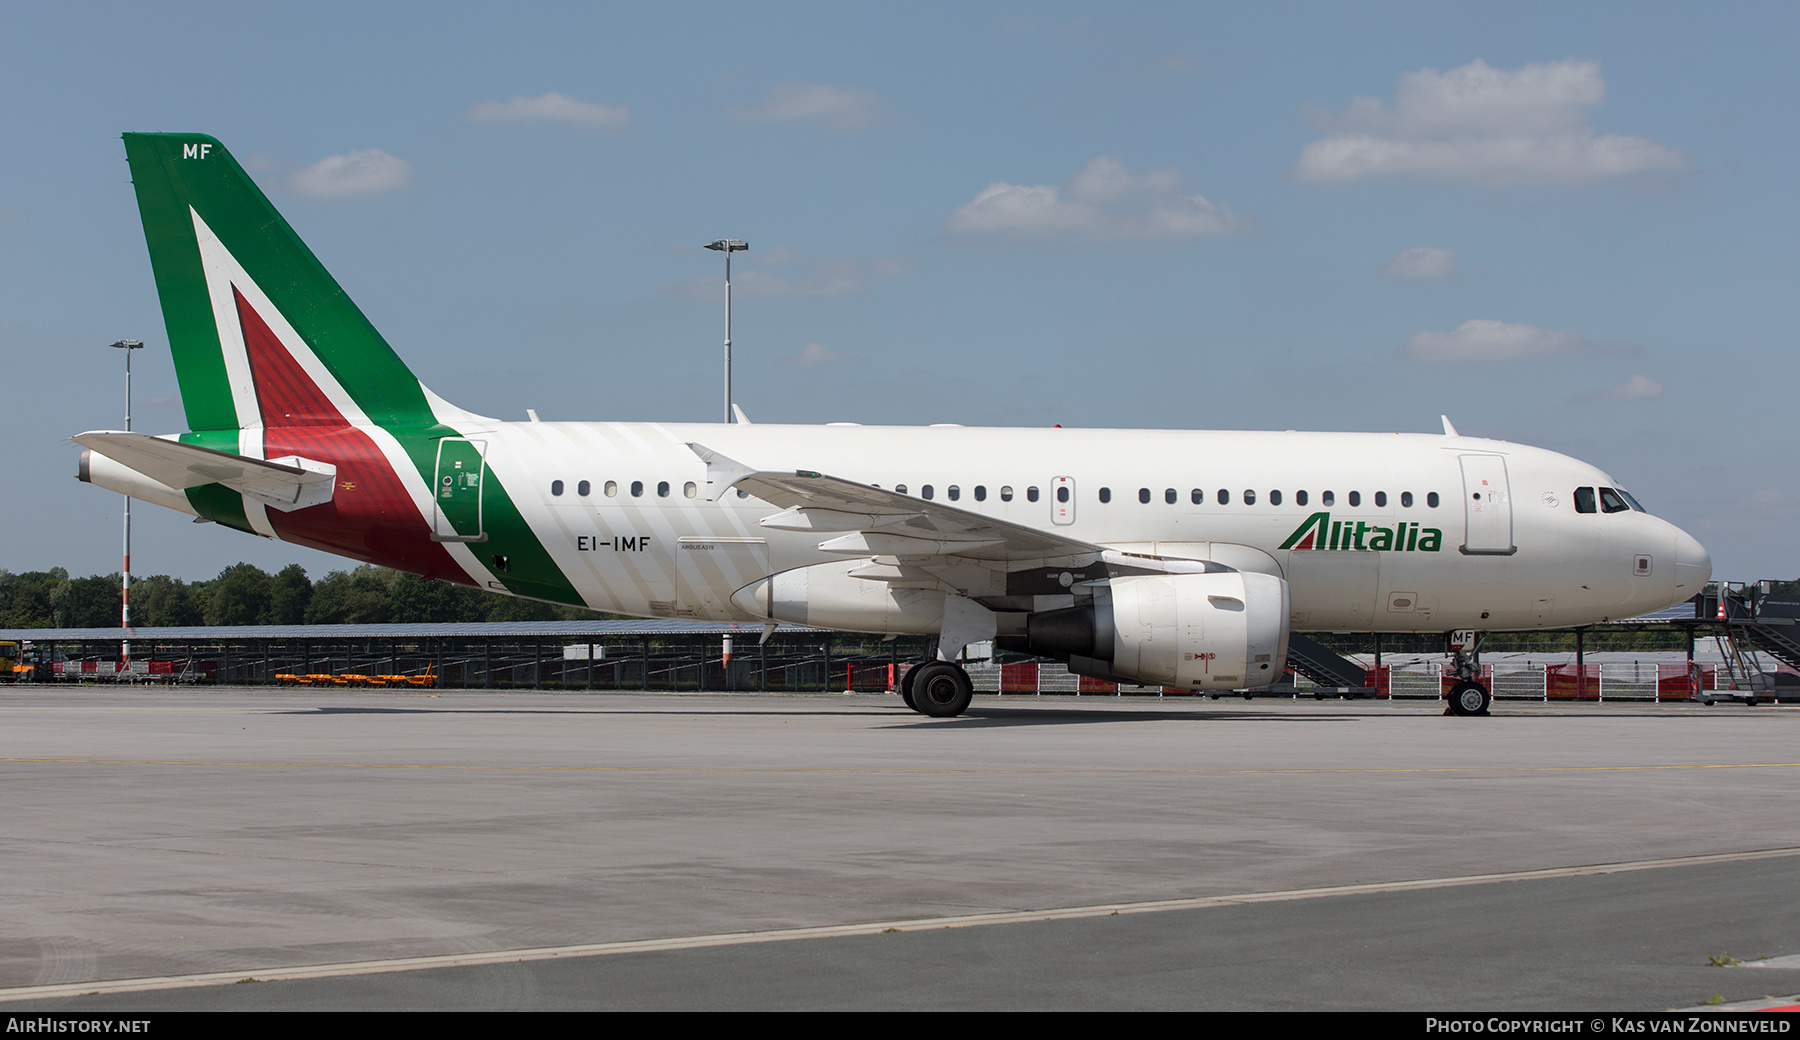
[2,846,1796,1003]
[1,756,1798,776]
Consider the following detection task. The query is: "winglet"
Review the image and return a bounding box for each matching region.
[732,403,753,425]
[1440,415,1459,437]
[686,442,756,502]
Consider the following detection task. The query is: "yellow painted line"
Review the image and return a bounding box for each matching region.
[1,846,1795,1003]
[0,757,1797,776]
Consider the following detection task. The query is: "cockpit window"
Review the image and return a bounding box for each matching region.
[1574,487,1596,514]
[1618,489,1648,513]
[1598,487,1631,514]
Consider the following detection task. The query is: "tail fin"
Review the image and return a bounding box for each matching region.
[122,133,437,432]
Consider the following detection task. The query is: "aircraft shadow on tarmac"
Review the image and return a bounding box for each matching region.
[279,703,1369,727]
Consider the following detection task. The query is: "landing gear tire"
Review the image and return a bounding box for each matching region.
[900,664,919,711]
[1447,680,1491,717]
[910,661,973,718]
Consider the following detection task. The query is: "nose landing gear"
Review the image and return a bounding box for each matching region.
[1445,630,1492,717]
[1447,679,1492,716]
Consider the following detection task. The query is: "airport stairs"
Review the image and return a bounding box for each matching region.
[1284,633,1372,692]
[1698,587,1800,694]
[1734,598,1800,672]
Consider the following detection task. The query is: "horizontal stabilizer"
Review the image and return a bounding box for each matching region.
[73,431,337,511]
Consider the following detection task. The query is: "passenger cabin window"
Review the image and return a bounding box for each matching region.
[1191,489,1203,505]
[1374,491,1387,507]
[1218,489,1230,505]
[1400,491,1412,508]
[1243,489,1256,506]
[604,481,618,497]
[1028,487,1040,502]
[1138,488,1149,504]
[1165,488,1177,505]
[1270,490,1282,506]
[895,484,907,495]
[1348,491,1361,507]
[974,486,987,502]
[577,480,591,497]
[1099,487,1112,503]
[1574,487,1597,514]
[1322,491,1335,507]
[922,485,935,500]
[657,481,670,498]
[551,480,564,497]
[631,481,644,498]
[947,485,961,501]
[1598,487,1631,514]
[1000,486,1013,502]
[1296,490,1308,506]
[1426,492,1438,508]
[683,482,697,499]
[1055,486,1068,503]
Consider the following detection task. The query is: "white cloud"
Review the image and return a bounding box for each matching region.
[1293,59,1685,186]
[1384,246,1457,279]
[1403,319,1627,362]
[289,149,413,198]
[778,342,858,369]
[946,157,1247,239]
[735,83,881,129]
[468,92,630,129]
[1600,374,1664,400]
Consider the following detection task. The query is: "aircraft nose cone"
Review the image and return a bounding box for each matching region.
[1673,527,1712,596]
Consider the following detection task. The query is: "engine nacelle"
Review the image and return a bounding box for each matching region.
[1023,571,1290,690]
[731,561,946,634]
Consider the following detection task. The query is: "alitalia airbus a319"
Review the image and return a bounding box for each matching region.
[76,133,1712,718]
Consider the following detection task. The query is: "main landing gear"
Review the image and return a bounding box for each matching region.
[900,661,973,718]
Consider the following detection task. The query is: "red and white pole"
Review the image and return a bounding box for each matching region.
[112,339,142,678]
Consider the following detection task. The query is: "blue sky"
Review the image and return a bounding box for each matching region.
[2,2,1795,582]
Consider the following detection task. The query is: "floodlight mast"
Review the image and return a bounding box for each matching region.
[110,338,143,675]
[705,239,748,423]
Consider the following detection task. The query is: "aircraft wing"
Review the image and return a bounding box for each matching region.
[74,430,337,511]
[688,441,1102,569]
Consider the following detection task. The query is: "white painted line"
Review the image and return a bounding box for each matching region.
[3,845,1797,1003]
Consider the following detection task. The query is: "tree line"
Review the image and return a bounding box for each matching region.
[0,564,624,629]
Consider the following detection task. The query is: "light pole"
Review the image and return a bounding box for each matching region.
[704,239,748,423]
[111,339,143,674]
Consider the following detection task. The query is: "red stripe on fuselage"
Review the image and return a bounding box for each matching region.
[234,287,471,584]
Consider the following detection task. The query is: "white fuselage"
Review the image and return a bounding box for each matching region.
[460,420,1710,633]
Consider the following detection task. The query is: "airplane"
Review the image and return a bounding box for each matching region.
[75,133,1713,718]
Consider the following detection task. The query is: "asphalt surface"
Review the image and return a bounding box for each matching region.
[0,688,1795,1010]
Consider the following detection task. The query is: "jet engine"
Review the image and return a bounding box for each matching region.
[1018,571,1290,690]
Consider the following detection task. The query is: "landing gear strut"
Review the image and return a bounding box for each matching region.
[906,661,973,718]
